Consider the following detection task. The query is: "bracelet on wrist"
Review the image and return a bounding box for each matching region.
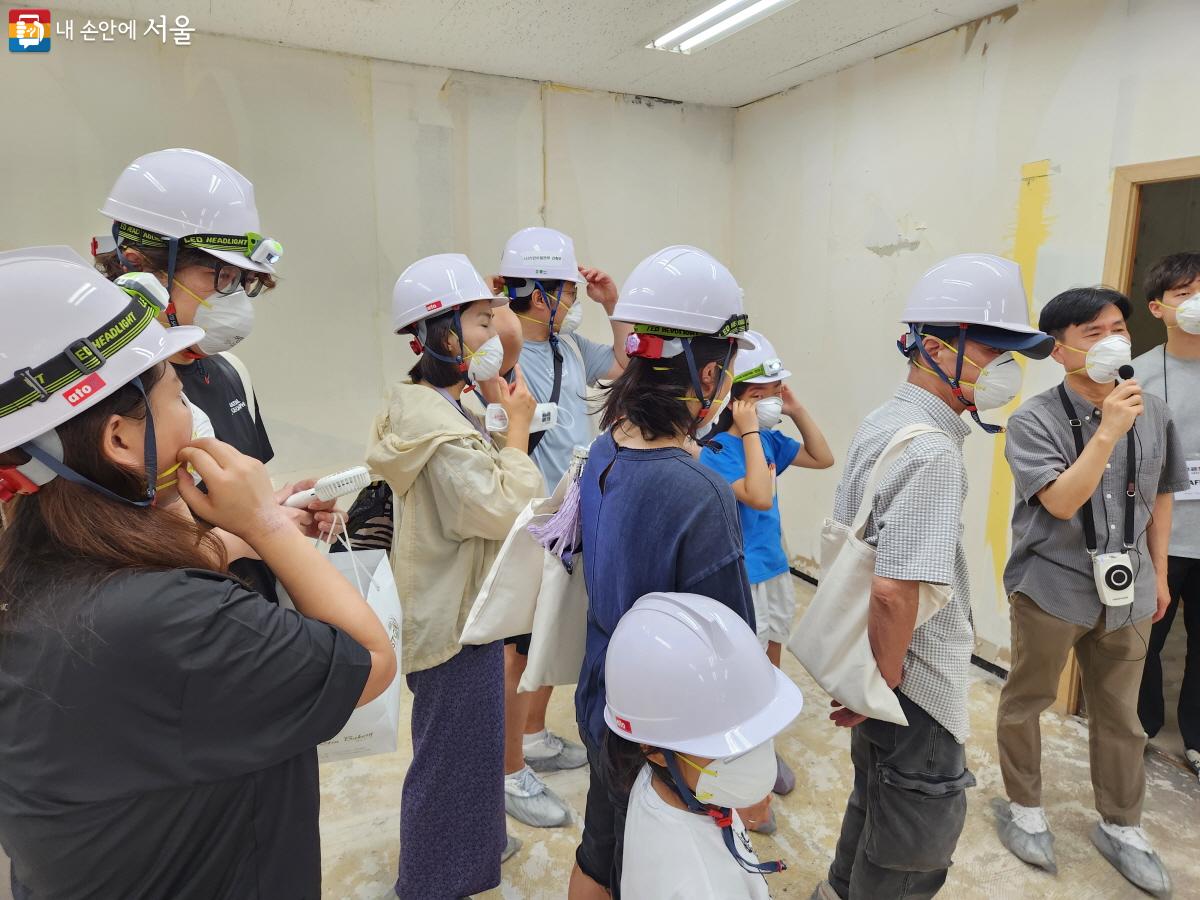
[742,430,760,439]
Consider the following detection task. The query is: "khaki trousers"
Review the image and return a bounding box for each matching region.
[996,592,1148,826]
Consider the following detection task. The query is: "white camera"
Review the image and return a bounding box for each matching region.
[1092,552,1135,607]
[485,402,558,434]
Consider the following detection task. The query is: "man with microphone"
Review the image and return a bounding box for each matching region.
[994,287,1188,897]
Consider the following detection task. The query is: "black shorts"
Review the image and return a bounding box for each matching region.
[575,728,629,896]
[504,633,532,656]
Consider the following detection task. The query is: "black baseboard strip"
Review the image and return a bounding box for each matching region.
[971,654,1008,680]
[789,566,819,587]
[789,568,1009,681]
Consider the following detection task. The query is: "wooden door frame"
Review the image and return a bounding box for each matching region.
[1053,154,1200,716]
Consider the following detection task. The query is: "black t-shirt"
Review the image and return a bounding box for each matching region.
[175,357,279,603]
[0,568,370,899]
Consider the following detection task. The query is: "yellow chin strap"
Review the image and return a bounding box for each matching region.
[175,280,213,309]
[676,754,717,777]
[915,337,984,389]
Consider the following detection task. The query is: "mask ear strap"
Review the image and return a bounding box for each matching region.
[21,376,158,508]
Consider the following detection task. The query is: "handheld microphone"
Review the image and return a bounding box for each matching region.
[284,466,371,508]
[1118,365,1135,380]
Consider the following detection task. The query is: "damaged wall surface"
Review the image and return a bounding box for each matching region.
[732,0,1200,658]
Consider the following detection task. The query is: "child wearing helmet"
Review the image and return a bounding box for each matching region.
[603,592,804,899]
[571,246,758,899]
[700,330,834,810]
[0,247,396,899]
[368,253,545,898]
[91,148,342,603]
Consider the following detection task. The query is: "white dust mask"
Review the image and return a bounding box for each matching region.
[960,352,1023,411]
[683,739,777,809]
[180,283,255,356]
[557,300,584,335]
[756,396,785,429]
[1064,334,1131,384]
[1164,293,1200,335]
[466,334,504,383]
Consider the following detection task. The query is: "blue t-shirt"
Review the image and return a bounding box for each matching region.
[699,429,802,585]
[576,430,755,748]
[519,334,615,491]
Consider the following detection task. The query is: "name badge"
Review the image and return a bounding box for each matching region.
[1177,459,1200,502]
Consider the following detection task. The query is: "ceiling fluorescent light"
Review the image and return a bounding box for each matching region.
[648,0,800,54]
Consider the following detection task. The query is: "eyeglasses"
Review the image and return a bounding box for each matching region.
[197,260,269,298]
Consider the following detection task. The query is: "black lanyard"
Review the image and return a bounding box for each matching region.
[1057,383,1137,553]
[1162,345,1170,405]
[526,337,564,455]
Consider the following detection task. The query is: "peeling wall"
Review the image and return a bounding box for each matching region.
[732,0,1200,659]
[0,22,734,484]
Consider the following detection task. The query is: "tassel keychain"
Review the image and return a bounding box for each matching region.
[528,445,589,572]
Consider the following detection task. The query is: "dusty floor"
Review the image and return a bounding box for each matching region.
[3,580,1197,900]
[318,580,1200,900]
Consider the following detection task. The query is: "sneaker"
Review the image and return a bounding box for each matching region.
[773,752,796,796]
[1091,822,1172,898]
[992,798,1057,874]
[504,765,572,828]
[1187,749,1200,783]
[809,882,842,900]
[501,833,522,864]
[523,730,588,773]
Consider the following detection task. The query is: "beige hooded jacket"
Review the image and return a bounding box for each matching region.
[367,381,543,674]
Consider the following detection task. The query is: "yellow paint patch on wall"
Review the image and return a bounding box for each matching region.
[985,160,1052,605]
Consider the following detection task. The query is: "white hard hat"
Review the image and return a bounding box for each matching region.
[498,227,586,284]
[392,253,506,333]
[0,246,203,456]
[734,331,791,383]
[101,148,281,274]
[612,245,752,349]
[604,592,804,758]
[901,253,1054,358]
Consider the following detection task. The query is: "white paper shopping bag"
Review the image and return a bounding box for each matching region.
[279,546,403,762]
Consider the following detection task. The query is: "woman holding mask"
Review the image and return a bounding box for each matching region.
[368,253,544,899]
[0,247,396,899]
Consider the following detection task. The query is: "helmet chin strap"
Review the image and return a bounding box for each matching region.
[112,222,210,382]
[20,376,159,508]
[415,308,482,390]
[683,338,736,440]
[660,750,786,876]
[534,279,563,349]
[910,324,1003,435]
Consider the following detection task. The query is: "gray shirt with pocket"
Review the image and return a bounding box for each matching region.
[1003,380,1189,629]
[1133,345,1200,560]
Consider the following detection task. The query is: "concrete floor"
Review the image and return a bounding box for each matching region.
[318,580,1200,900]
[3,580,1197,899]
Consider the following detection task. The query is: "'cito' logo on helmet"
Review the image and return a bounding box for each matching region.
[63,373,106,406]
[615,716,633,734]
[425,301,443,312]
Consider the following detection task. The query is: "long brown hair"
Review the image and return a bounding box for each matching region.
[598,337,734,441]
[0,363,226,630]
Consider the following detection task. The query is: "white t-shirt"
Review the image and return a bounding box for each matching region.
[620,765,772,900]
